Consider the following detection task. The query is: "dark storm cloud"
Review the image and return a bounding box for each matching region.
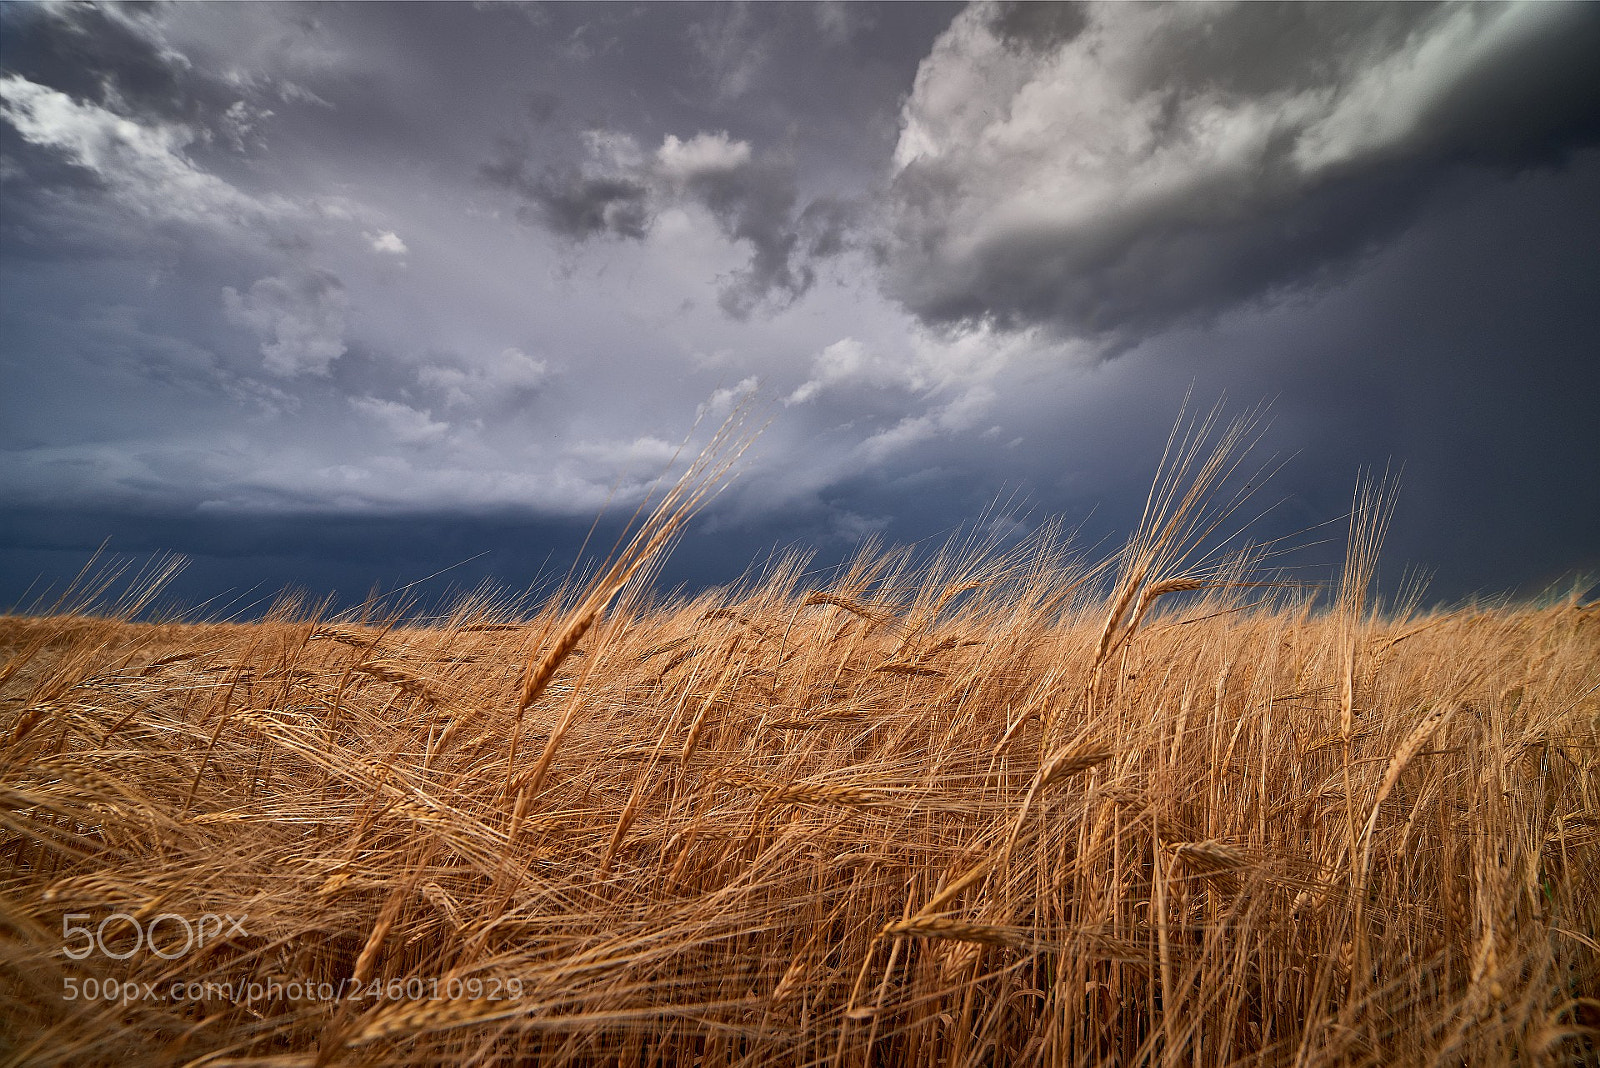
[1087,154,1600,603]
[988,0,1089,53]
[680,153,814,318]
[487,128,852,317]
[0,499,911,622]
[1,2,209,124]
[482,149,652,241]
[884,1,1600,346]
[890,163,1433,339]
[463,2,960,315]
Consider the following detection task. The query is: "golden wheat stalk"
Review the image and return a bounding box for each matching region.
[1034,745,1114,791]
[1090,568,1145,679]
[910,742,1109,925]
[637,635,695,661]
[514,407,755,724]
[766,781,888,807]
[1169,840,1250,890]
[349,995,513,1045]
[310,625,387,649]
[356,659,447,707]
[351,884,408,986]
[871,661,946,677]
[507,425,750,795]
[803,592,885,622]
[1360,701,1461,849]
[881,916,1032,948]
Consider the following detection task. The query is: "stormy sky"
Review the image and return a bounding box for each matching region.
[2,1,1598,616]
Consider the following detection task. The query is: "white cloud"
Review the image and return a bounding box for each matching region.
[656,131,753,183]
[856,384,997,465]
[366,229,408,255]
[222,270,350,377]
[697,376,761,421]
[787,323,1037,408]
[416,347,548,408]
[495,119,829,315]
[829,510,891,542]
[348,396,450,446]
[1289,3,1563,171]
[220,99,273,152]
[0,74,283,229]
[814,2,864,46]
[273,81,334,108]
[787,337,927,405]
[177,445,625,514]
[894,5,1310,257]
[567,436,681,472]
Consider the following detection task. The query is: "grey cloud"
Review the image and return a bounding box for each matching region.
[890,160,1426,339]
[1406,7,1600,167]
[814,3,869,46]
[416,348,549,411]
[0,1,297,163]
[686,157,812,318]
[0,3,417,282]
[477,143,538,200]
[74,304,224,392]
[688,3,768,102]
[988,1,1090,54]
[220,100,274,154]
[884,1,1600,346]
[348,396,449,447]
[486,129,854,317]
[222,269,349,377]
[0,72,286,231]
[0,7,347,266]
[524,89,561,126]
[1106,3,1444,100]
[535,169,652,241]
[0,3,207,125]
[798,195,861,259]
[480,144,650,240]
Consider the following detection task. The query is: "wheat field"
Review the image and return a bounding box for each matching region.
[2,418,1596,1066]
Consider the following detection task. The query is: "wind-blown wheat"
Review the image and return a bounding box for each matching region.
[2,408,1594,1068]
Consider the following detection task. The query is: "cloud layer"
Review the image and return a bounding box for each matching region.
[2,2,1596,609]
[882,1,1600,343]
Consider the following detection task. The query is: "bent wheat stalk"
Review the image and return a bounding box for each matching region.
[507,410,755,796]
